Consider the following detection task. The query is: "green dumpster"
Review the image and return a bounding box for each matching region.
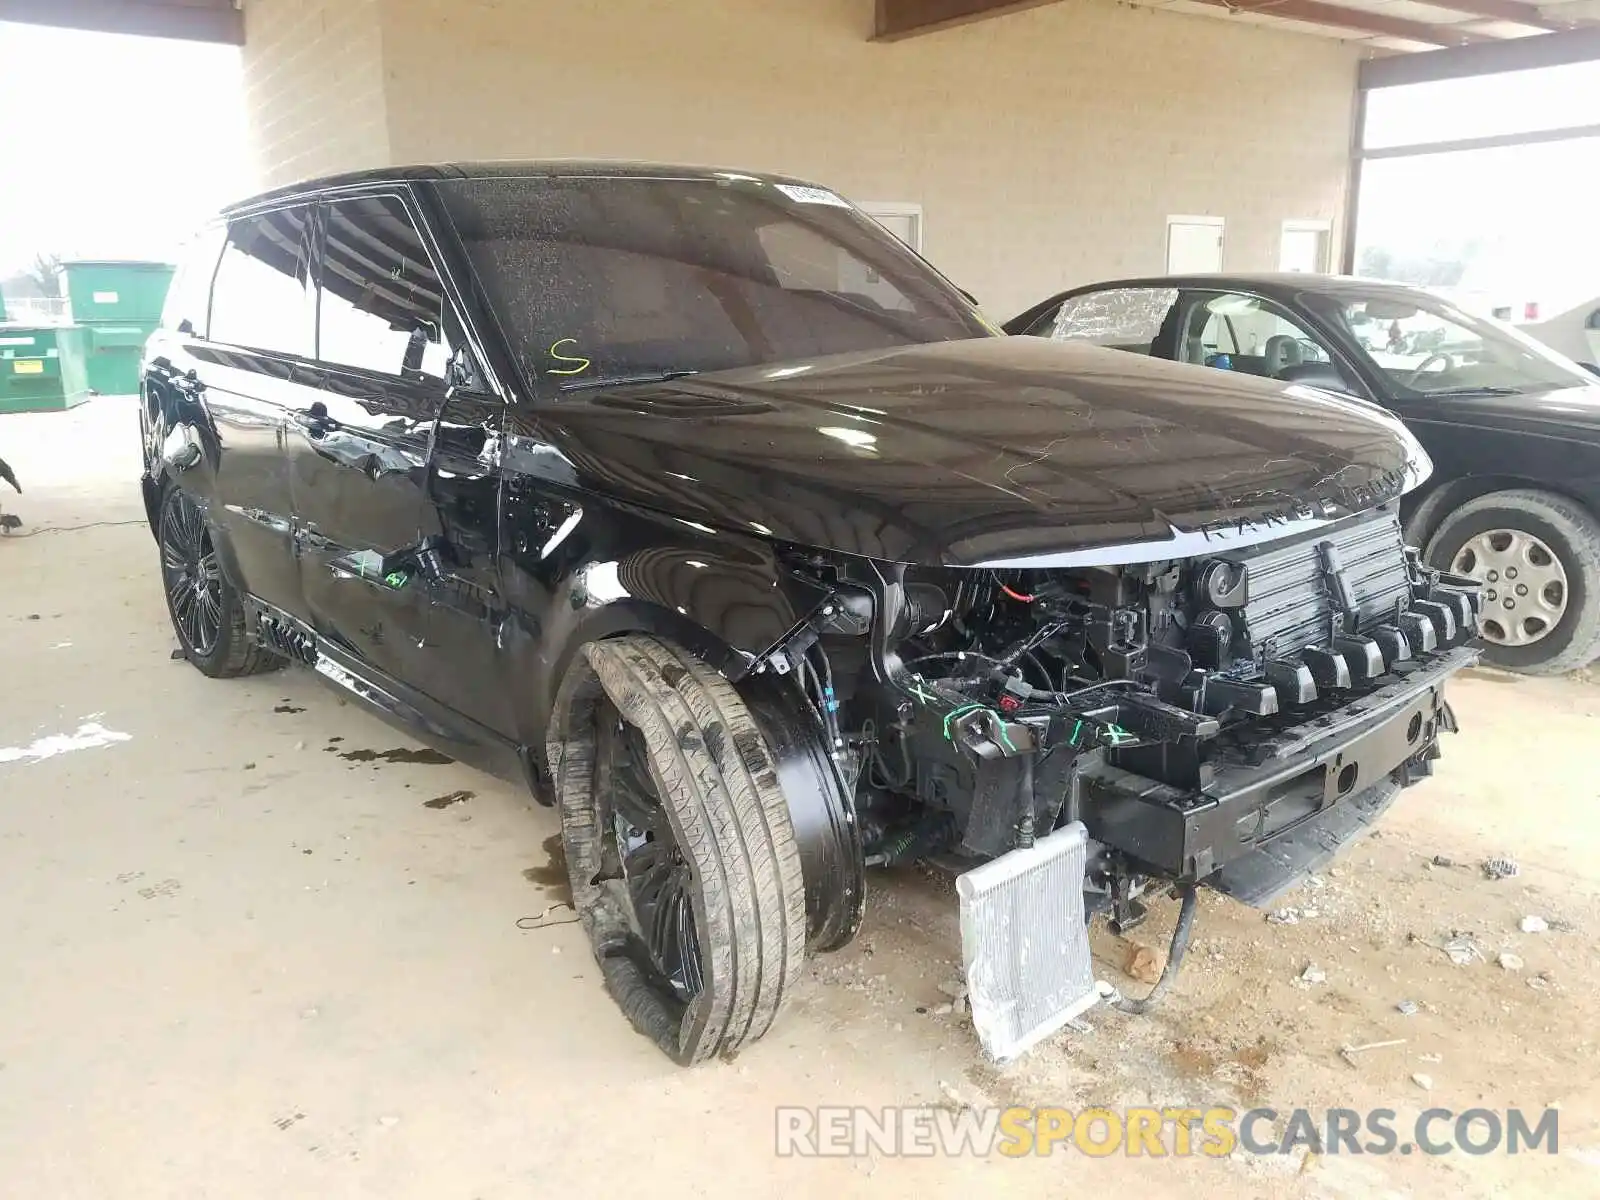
[84,323,154,396]
[60,260,175,325]
[0,325,91,413]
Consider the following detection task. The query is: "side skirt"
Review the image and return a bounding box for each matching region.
[241,597,527,784]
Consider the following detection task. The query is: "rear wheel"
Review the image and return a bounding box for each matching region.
[548,635,807,1065]
[1425,488,1600,675]
[158,487,283,678]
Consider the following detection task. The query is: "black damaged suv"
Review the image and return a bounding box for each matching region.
[140,163,1481,1065]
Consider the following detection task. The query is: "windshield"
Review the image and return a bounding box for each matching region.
[1303,287,1594,398]
[434,174,993,391]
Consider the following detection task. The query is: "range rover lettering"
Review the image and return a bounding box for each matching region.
[140,164,1481,1065]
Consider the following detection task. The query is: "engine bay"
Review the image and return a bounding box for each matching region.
[773,507,1482,890]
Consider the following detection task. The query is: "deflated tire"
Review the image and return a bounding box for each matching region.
[547,635,808,1065]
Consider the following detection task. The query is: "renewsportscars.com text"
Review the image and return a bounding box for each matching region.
[775,1105,1559,1158]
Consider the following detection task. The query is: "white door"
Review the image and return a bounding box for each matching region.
[859,203,923,252]
[1166,217,1224,273]
[1280,222,1330,273]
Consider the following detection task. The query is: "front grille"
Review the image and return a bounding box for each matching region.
[1169,508,1481,725]
[1239,510,1413,657]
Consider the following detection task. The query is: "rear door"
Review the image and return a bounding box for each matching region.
[187,205,318,617]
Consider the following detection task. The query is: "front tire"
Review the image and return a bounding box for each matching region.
[1425,488,1600,675]
[548,635,807,1065]
[157,486,283,678]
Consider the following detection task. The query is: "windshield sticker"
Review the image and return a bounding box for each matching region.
[548,338,592,376]
[775,184,852,209]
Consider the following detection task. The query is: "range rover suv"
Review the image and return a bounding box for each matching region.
[140,163,1481,1065]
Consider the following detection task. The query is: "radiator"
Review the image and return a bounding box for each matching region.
[956,821,1098,1062]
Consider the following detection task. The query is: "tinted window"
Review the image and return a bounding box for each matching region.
[207,208,314,356]
[318,196,450,380]
[1042,288,1179,352]
[435,175,991,389]
[162,226,225,336]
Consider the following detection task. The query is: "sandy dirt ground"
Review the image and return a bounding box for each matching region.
[2,400,1598,1198]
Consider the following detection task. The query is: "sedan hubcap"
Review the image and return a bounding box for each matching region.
[1450,528,1568,647]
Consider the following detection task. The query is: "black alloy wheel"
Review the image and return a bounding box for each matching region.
[552,635,807,1065]
[160,488,224,658]
[597,704,705,1005]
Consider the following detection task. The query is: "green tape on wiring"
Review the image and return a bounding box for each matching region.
[941,703,986,742]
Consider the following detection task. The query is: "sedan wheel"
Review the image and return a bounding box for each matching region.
[1448,528,1567,648]
[1426,488,1600,675]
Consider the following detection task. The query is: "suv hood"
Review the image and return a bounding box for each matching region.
[510,337,1429,567]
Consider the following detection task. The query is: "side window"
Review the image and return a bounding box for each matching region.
[318,195,451,380]
[1041,287,1179,353]
[1191,292,1350,388]
[161,226,226,336]
[207,208,315,356]
[1198,309,1240,356]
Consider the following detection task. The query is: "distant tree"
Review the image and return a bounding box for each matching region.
[1357,246,1393,280]
[1357,243,1469,289]
[24,253,63,298]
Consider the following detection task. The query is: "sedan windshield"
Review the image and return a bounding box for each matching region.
[435,174,994,392]
[1302,287,1595,399]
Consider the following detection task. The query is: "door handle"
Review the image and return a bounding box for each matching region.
[293,401,338,438]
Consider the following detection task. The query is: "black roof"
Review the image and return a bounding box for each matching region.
[223,159,822,216]
[1063,272,1436,300]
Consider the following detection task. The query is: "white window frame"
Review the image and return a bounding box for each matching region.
[1165,214,1225,273]
[1280,219,1333,273]
[858,201,924,252]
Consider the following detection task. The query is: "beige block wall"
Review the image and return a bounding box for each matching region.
[241,0,1359,319]
[240,0,391,190]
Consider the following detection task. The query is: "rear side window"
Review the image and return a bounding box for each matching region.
[207,207,315,356]
[318,195,450,380]
[162,226,225,336]
[1043,287,1179,352]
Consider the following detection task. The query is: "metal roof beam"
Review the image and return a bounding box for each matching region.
[1361,25,1600,86]
[1362,121,1600,157]
[0,0,244,46]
